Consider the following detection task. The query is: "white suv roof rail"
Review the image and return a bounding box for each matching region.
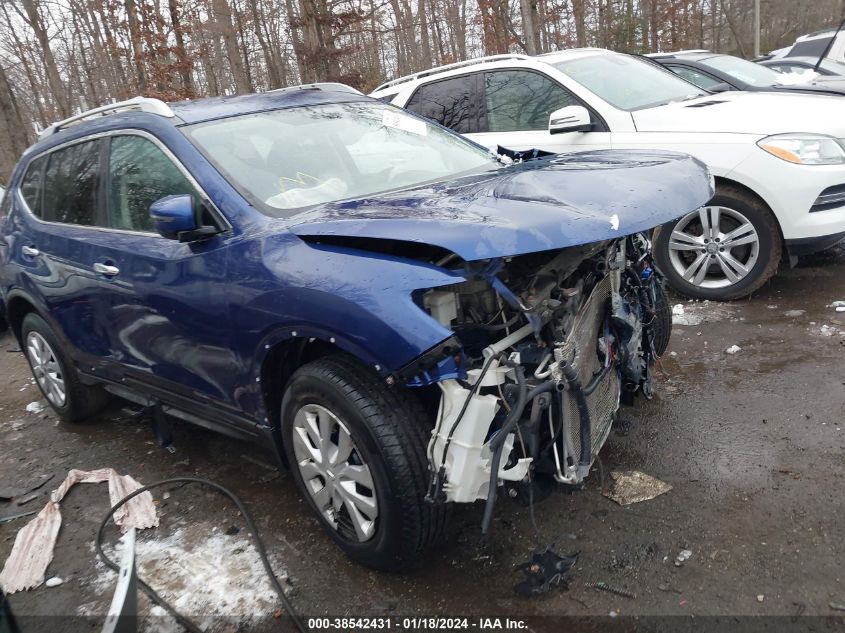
[374,54,532,92]
[39,96,175,139]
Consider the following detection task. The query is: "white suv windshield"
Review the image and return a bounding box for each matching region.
[550,54,706,111]
[184,102,496,216]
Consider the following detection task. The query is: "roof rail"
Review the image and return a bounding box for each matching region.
[373,54,532,92]
[267,82,364,96]
[39,96,175,139]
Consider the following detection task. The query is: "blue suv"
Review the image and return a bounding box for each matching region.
[0,84,712,569]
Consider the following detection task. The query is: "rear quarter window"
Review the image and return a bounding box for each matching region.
[406,75,476,133]
[20,155,47,218]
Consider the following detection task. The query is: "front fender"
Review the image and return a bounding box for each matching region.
[228,233,465,409]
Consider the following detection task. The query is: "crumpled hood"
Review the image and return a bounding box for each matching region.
[287,149,713,262]
[633,91,845,136]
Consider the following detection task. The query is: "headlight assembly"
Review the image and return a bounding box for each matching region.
[757,133,845,165]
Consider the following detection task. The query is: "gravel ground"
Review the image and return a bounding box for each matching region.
[1,245,844,632]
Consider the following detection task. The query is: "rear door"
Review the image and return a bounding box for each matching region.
[10,138,113,364]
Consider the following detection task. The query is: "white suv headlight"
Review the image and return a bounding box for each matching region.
[757,133,845,165]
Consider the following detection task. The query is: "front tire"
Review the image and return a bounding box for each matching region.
[21,312,108,423]
[280,355,448,571]
[649,282,672,357]
[654,185,782,300]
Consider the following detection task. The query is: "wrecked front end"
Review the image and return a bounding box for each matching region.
[290,149,714,531]
[401,234,668,530]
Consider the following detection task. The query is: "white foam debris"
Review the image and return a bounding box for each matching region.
[25,401,45,415]
[830,300,845,308]
[820,324,838,337]
[81,525,283,625]
[784,309,805,318]
[726,345,742,355]
[44,576,63,587]
[837,307,845,313]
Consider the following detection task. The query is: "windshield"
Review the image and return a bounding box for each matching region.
[699,55,781,88]
[183,102,496,216]
[550,54,706,111]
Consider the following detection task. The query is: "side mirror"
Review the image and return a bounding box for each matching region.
[149,194,219,242]
[548,105,593,135]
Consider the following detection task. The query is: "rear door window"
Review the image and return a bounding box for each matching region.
[42,139,102,226]
[107,135,198,232]
[20,155,47,218]
[405,75,477,133]
[482,70,578,133]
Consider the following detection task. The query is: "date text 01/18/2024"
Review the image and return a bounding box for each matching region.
[307,617,529,630]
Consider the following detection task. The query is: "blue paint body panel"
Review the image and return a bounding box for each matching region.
[0,88,713,434]
[288,150,713,262]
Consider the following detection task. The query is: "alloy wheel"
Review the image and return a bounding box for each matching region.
[667,206,760,289]
[26,331,66,407]
[291,403,379,542]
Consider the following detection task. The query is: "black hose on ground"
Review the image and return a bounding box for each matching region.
[96,477,307,633]
[481,364,527,534]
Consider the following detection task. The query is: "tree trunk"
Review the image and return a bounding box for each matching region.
[520,0,541,54]
[124,0,147,92]
[573,0,587,48]
[0,63,31,181]
[212,0,251,94]
[19,0,70,117]
[168,0,194,96]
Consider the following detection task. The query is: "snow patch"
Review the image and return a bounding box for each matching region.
[25,401,45,415]
[671,301,734,326]
[80,525,286,630]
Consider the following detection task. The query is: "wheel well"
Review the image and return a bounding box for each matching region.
[5,296,37,344]
[260,337,350,434]
[259,338,442,467]
[713,176,785,244]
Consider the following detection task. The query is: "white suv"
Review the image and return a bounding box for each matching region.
[372,49,845,300]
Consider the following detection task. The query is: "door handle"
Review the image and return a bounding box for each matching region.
[21,246,40,257]
[93,262,120,276]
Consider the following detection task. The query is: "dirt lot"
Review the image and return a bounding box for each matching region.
[1,246,844,632]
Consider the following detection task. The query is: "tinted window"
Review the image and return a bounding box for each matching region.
[42,140,101,225]
[20,156,47,218]
[669,65,726,90]
[406,76,475,133]
[484,70,577,132]
[108,136,197,232]
[789,37,833,58]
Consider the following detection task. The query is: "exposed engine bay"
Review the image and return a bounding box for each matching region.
[413,234,670,532]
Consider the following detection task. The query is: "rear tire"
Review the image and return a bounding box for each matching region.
[280,355,448,571]
[654,185,781,300]
[21,312,108,423]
